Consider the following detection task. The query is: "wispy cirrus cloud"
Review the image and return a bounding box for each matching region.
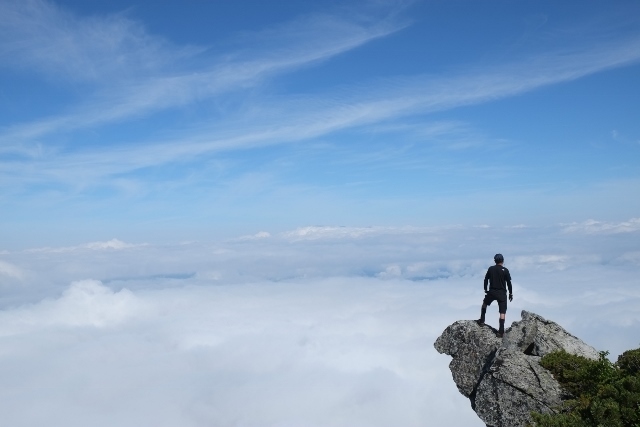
[0,0,192,81]
[3,1,640,210]
[4,0,640,154]
[5,32,640,189]
[0,0,408,143]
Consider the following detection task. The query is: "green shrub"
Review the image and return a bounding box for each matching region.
[530,348,640,427]
[617,349,640,376]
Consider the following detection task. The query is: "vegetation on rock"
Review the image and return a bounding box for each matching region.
[531,348,640,427]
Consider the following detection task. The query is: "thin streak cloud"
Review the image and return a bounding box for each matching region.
[0,1,407,142]
[3,33,640,190]
[562,218,640,234]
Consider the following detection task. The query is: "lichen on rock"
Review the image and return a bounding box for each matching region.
[434,311,599,427]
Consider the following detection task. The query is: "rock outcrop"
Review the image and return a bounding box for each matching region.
[434,311,599,427]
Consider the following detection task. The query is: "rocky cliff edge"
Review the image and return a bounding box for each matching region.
[434,310,599,427]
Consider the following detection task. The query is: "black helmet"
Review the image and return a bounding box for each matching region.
[494,253,504,263]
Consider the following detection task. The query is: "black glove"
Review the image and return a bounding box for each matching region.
[509,294,513,302]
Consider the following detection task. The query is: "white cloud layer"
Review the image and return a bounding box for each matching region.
[281,225,448,241]
[24,238,147,253]
[0,260,24,279]
[562,217,640,234]
[0,221,638,426]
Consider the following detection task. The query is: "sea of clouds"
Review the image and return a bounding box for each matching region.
[0,220,639,426]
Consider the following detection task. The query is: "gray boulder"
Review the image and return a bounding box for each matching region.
[434,310,599,427]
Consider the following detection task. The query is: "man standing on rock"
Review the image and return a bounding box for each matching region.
[476,253,513,338]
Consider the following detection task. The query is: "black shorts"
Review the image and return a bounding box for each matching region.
[483,290,507,314]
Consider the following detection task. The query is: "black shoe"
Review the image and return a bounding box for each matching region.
[476,319,485,326]
[497,331,504,338]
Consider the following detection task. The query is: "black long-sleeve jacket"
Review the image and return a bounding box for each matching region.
[484,265,513,294]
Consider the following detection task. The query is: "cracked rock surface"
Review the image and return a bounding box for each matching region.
[434,311,599,427]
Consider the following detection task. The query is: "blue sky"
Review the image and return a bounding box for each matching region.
[1,0,639,247]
